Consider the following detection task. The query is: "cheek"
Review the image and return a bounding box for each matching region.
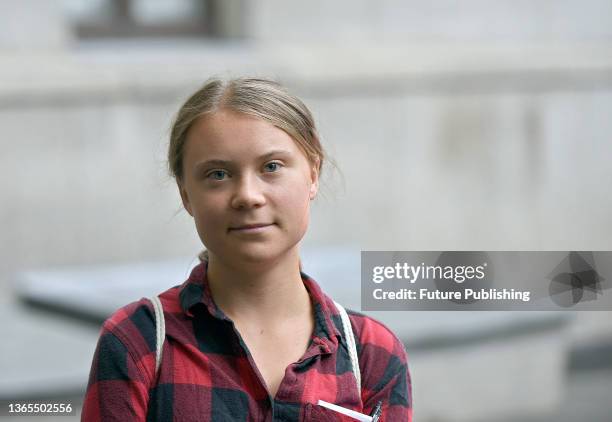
[278,181,312,227]
[191,196,224,235]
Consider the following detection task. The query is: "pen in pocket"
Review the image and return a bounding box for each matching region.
[317,400,384,422]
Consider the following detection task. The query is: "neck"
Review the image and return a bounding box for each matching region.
[206,249,310,324]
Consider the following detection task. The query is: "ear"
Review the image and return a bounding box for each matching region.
[178,181,194,216]
[309,158,320,200]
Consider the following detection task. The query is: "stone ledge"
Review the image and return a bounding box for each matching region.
[1,42,612,107]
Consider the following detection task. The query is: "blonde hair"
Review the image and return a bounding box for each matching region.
[168,77,325,263]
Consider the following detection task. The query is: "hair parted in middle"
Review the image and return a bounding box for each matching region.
[168,77,325,184]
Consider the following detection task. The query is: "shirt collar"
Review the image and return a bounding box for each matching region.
[178,261,342,348]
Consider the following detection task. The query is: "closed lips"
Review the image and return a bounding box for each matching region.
[229,223,273,230]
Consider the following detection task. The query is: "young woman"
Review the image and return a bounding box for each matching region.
[82,78,412,421]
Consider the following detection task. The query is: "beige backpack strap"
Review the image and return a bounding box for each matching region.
[149,296,165,376]
[333,300,361,395]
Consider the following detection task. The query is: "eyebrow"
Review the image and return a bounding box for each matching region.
[193,149,293,171]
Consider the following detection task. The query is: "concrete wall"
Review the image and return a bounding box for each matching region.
[249,0,612,43]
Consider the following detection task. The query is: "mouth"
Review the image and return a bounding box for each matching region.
[228,223,275,233]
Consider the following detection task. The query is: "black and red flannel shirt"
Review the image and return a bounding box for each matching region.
[82,262,413,421]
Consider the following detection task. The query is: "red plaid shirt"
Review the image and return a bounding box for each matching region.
[82,262,412,421]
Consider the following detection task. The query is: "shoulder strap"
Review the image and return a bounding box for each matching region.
[149,296,165,376]
[333,300,361,395]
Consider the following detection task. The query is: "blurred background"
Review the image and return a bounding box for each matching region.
[1,0,612,421]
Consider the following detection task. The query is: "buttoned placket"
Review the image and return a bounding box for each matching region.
[224,314,335,421]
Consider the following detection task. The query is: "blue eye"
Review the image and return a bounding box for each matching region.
[207,170,228,180]
[264,162,282,172]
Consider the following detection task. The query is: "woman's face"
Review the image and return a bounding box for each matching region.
[179,109,318,267]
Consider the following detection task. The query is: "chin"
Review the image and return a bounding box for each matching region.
[226,243,299,267]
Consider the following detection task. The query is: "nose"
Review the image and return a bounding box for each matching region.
[230,173,266,209]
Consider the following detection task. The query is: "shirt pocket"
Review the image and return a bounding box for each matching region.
[303,402,365,422]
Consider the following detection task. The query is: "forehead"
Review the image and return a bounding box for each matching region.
[184,110,301,160]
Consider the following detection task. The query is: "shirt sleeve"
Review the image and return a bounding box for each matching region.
[353,315,413,422]
[81,328,151,421]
